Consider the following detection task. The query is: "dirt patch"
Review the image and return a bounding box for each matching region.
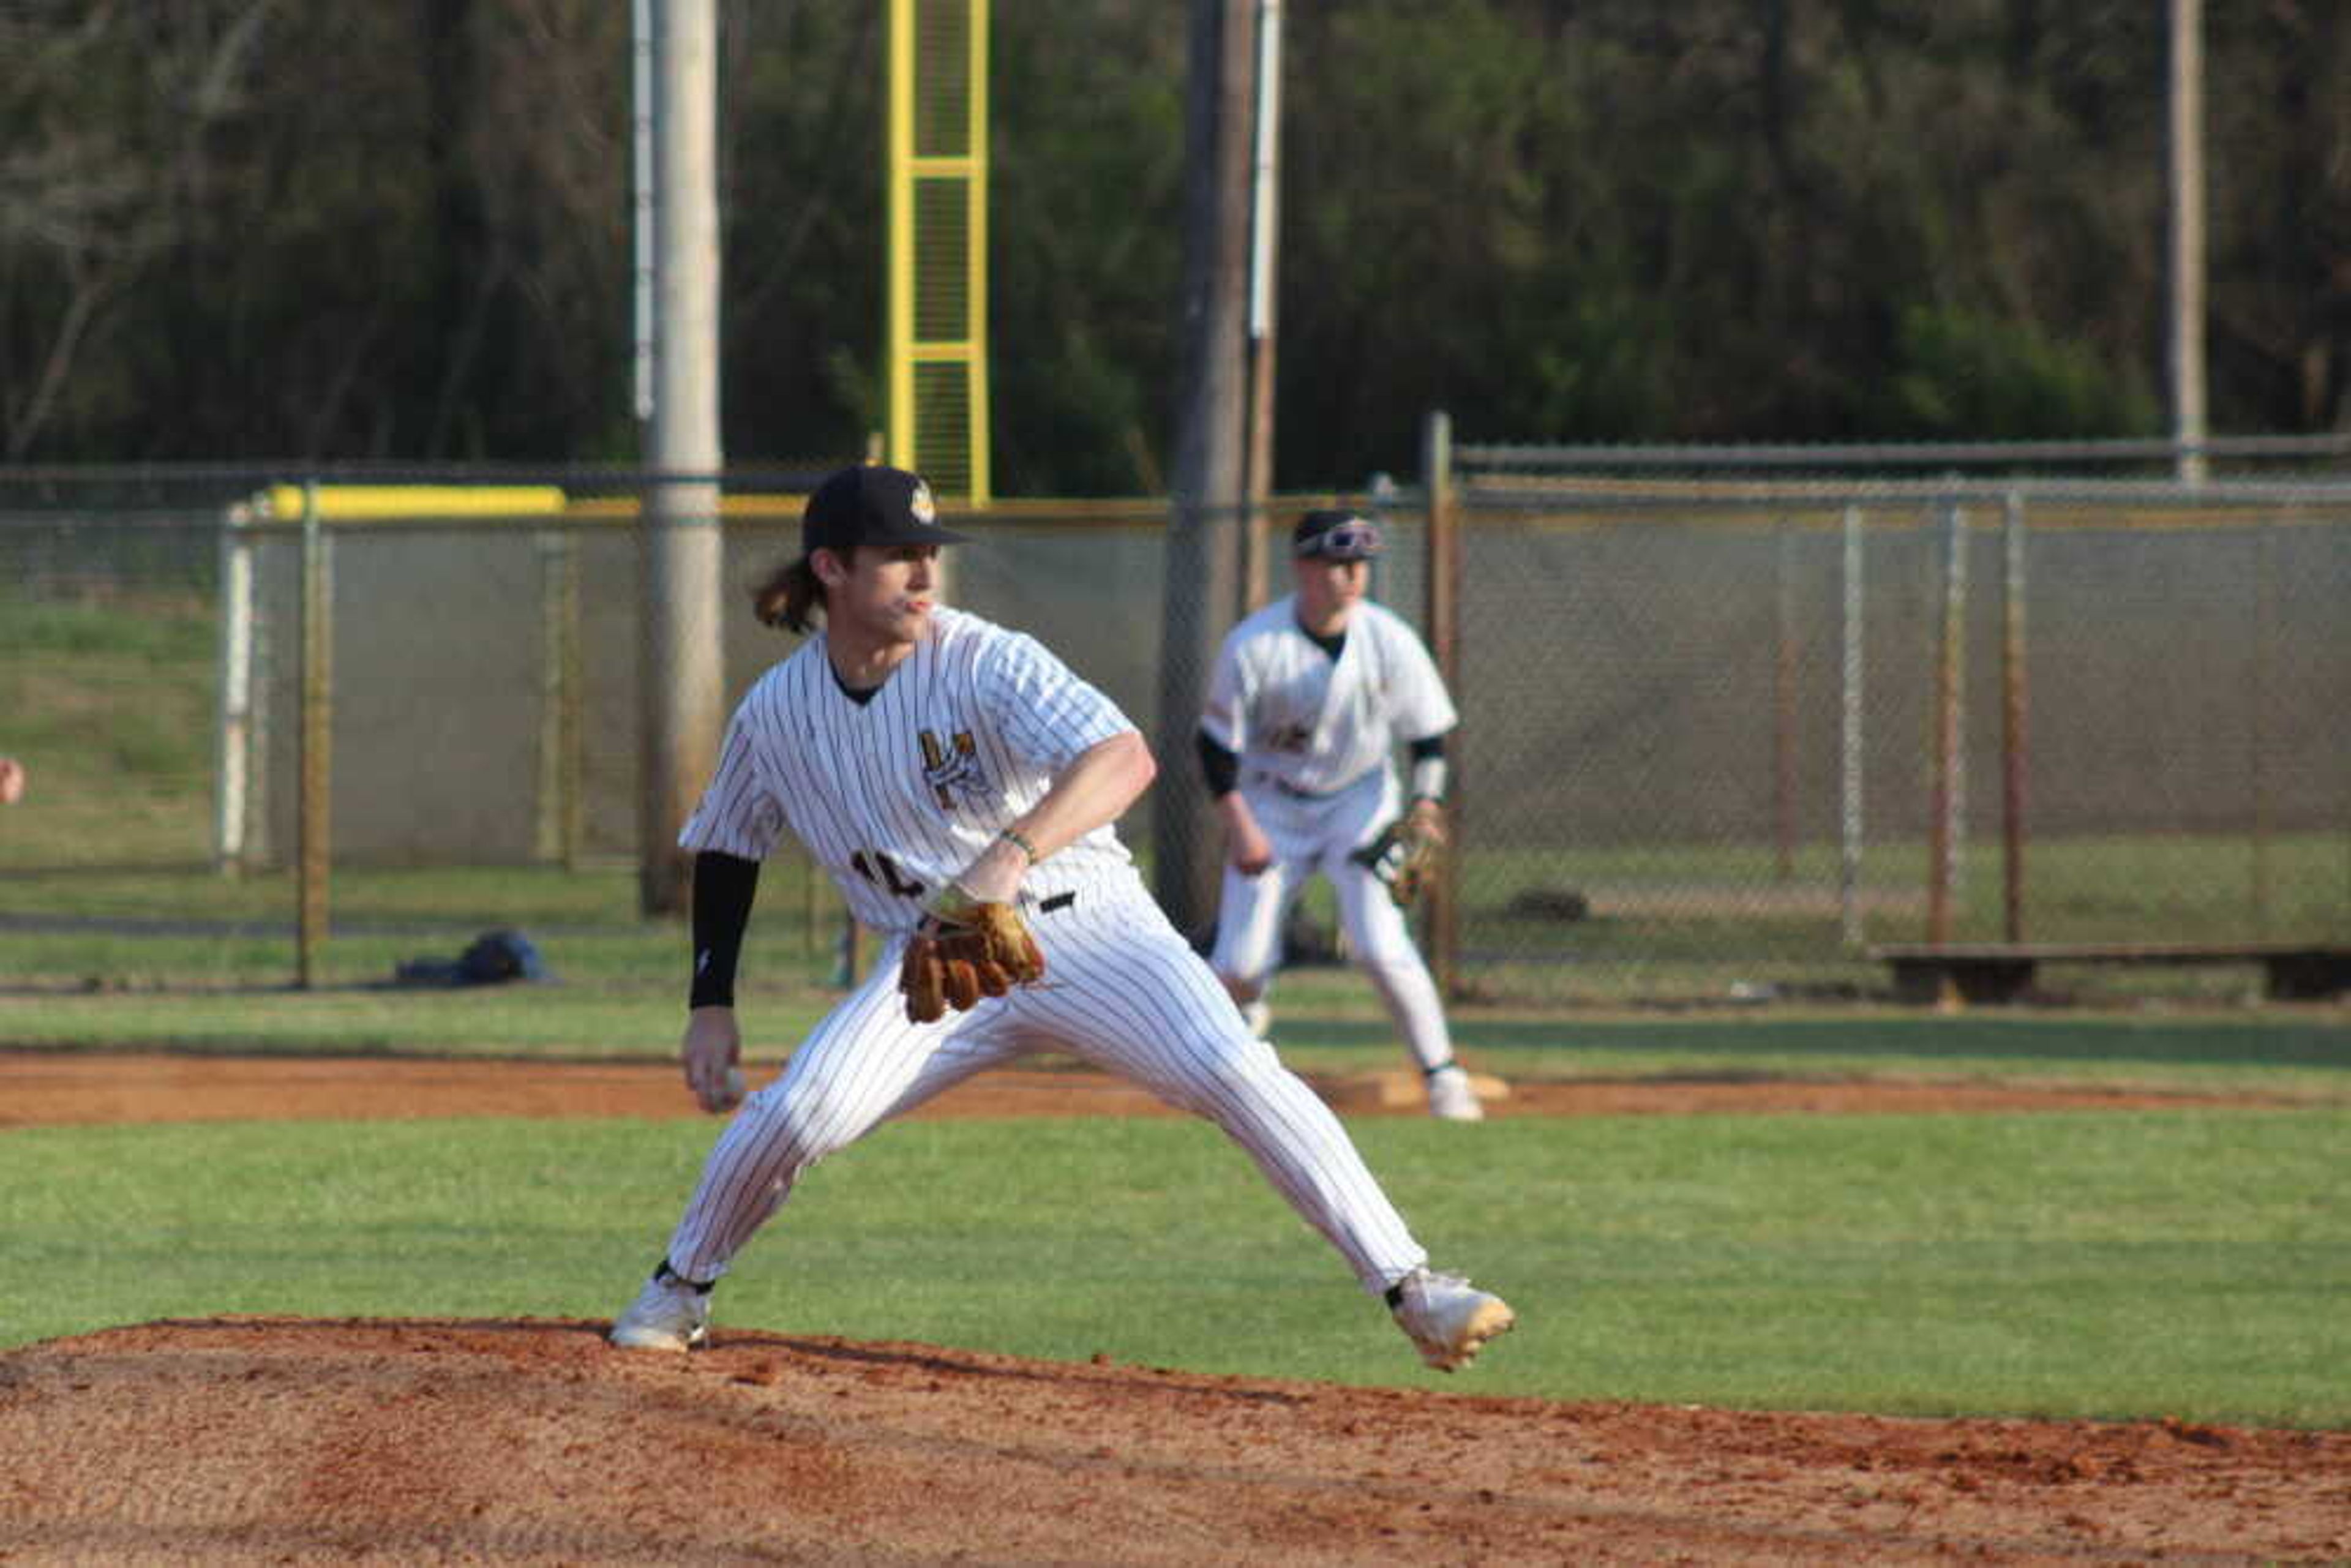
[2,1318,2342,1564]
[2,1052,2339,1564]
[0,1049,2288,1128]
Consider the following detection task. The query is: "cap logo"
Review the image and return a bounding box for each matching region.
[911,480,937,526]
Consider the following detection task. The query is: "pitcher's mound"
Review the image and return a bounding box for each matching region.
[3,1318,2342,1564]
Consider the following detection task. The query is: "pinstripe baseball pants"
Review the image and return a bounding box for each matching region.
[662,877,1430,1296]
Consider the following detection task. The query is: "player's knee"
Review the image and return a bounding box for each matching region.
[742,1083,858,1170]
[1358,951,1440,999]
[1176,1039,1286,1113]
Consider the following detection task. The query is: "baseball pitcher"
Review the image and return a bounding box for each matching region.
[609,465,1513,1374]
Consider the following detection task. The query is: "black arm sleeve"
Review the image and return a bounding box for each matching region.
[688,850,761,1008]
[1196,730,1240,798]
[1405,732,1449,804]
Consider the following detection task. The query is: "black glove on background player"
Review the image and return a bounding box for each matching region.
[1352,816,1441,909]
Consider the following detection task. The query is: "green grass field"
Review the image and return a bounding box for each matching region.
[4,997,2348,1427]
[3,1095,2344,1427]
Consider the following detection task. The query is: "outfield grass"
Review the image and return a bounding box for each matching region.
[2,1109,2343,1427]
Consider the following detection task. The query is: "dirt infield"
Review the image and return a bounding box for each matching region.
[0,1049,2293,1127]
[3,1054,2344,1564]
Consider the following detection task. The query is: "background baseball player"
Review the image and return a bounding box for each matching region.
[609,463,1513,1373]
[1197,509,1484,1120]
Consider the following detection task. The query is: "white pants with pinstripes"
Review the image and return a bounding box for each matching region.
[661,875,1430,1297]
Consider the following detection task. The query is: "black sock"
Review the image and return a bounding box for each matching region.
[655,1259,714,1294]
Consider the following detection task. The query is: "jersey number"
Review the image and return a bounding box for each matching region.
[850,850,927,898]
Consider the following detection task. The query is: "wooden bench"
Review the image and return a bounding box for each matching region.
[1869,942,2351,1005]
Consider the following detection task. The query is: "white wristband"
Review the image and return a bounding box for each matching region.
[1409,755,1447,805]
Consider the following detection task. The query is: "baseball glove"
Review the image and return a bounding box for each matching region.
[899,891,1048,1024]
[1352,816,1441,909]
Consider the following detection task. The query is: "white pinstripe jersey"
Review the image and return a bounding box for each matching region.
[1201,596,1458,796]
[679,607,1137,932]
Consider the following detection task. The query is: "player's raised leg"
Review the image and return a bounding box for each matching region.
[1029,885,1513,1367]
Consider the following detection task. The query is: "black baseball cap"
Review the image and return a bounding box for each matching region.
[1292,509,1384,560]
[801,463,971,555]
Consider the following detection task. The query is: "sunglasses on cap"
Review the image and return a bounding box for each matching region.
[1296,519,1383,560]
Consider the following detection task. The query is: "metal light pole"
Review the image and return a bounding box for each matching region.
[2168,0,2208,484]
[1154,0,1256,936]
[1239,0,1284,615]
[636,0,726,915]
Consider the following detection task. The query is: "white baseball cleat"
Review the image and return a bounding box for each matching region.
[609,1267,711,1352]
[1389,1267,1515,1371]
[1427,1064,1485,1122]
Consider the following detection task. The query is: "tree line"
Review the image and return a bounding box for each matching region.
[3,1,2344,492]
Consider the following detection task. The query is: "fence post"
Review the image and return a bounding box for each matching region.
[2000,492,2029,942]
[296,481,333,989]
[1839,505,1866,949]
[535,525,583,867]
[1774,518,1799,882]
[2251,515,2276,935]
[1421,409,1460,997]
[213,499,257,877]
[1925,497,1967,947]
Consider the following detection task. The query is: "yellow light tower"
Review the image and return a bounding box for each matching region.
[887,0,990,505]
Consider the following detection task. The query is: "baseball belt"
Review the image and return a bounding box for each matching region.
[1253,769,1375,802]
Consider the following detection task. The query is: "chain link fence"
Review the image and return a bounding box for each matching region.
[1442,436,2350,1002]
[3,451,2345,1003]
[1,476,230,871]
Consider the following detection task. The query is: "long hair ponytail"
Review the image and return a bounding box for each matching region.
[752,556,825,633]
